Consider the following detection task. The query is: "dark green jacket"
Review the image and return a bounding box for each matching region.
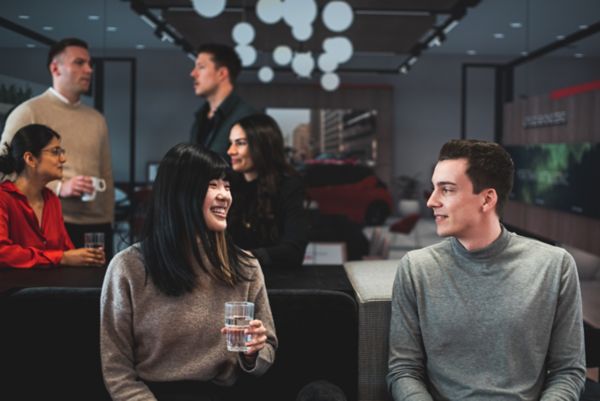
[190,92,255,160]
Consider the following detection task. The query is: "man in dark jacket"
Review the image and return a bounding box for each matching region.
[189,43,255,160]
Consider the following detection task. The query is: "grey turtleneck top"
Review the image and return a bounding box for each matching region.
[387,226,585,401]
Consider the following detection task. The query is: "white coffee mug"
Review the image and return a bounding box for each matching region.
[81,177,107,202]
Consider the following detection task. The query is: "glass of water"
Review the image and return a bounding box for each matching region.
[84,232,105,249]
[224,301,254,352]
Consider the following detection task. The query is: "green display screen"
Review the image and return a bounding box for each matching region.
[505,142,600,219]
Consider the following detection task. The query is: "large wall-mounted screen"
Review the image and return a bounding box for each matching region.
[505,143,600,219]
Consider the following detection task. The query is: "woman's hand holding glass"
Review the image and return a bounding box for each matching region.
[61,248,105,266]
[221,319,268,358]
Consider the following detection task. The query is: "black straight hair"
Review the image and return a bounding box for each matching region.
[0,124,60,175]
[47,37,89,69]
[141,143,254,296]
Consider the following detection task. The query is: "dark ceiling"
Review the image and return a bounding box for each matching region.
[132,0,480,73]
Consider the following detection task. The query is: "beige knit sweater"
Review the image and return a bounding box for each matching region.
[1,89,114,224]
[100,245,277,401]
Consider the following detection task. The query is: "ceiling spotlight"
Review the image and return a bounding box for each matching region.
[322,1,354,33]
[321,72,340,91]
[256,0,284,25]
[192,0,226,18]
[493,33,505,39]
[26,43,36,48]
[520,51,528,56]
[136,44,145,50]
[399,66,408,74]
[106,26,118,32]
[258,66,275,83]
[579,24,588,30]
[407,56,418,66]
[466,50,477,56]
[232,22,255,45]
[88,15,100,21]
[509,22,522,28]
[574,53,584,58]
[556,35,565,40]
[42,26,54,31]
[18,15,30,20]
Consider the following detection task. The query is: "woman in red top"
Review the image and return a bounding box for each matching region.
[0,124,105,268]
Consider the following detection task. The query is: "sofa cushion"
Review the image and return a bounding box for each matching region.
[344,259,401,401]
[563,245,600,281]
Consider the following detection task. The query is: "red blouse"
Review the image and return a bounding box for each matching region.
[0,181,74,268]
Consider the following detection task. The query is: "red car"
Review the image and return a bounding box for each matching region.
[303,163,393,225]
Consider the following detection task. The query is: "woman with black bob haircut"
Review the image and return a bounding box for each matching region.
[227,113,308,269]
[101,143,277,401]
[0,123,104,268]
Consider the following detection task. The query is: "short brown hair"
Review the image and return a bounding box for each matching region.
[47,38,88,69]
[438,139,514,214]
[196,43,242,83]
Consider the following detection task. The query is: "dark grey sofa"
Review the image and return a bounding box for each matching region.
[0,287,357,401]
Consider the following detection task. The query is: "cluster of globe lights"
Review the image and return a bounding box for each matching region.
[191,0,354,91]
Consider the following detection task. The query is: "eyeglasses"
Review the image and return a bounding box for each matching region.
[42,147,67,157]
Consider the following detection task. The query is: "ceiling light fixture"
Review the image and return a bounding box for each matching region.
[321,72,340,91]
[556,35,565,40]
[427,35,442,48]
[574,53,584,58]
[42,26,54,31]
[258,66,275,83]
[106,26,118,32]
[26,43,36,48]
[135,44,145,50]
[273,45,293,65]
[232,22,255,45]
[579,24,588,30]
[493,33,505,39]
[88,15,100,21]
[443,20,459,35]
[322,1,354,33]
[18,15,30,20]
[399,66,408,74]
[256,0,284,24]
[191,0,226,18]
[509,22,522,28]
[140,15,157,29]
[466,49,476,55]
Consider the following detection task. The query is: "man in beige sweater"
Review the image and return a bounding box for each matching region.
[1,38,114,257]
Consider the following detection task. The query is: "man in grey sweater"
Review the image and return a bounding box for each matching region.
[387,139,585,400]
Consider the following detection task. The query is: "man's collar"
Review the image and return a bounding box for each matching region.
[49,87,81,106]
[212,92,240,116]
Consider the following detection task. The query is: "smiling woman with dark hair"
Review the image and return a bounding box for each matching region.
[100,143,277,401]
[0,123,104,268]
[227,113,308,269]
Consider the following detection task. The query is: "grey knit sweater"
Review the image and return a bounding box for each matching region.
[387,227,585,401]
[100,245,277,401]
